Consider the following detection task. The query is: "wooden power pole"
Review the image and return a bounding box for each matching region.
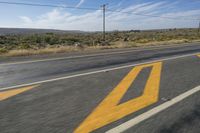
[199,20,200,33]
[101,4,107,43]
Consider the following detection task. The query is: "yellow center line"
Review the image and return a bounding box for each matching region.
[0,85,38,101]
[74,62,162,133]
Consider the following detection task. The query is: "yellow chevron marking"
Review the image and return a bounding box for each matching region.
[0,85,38,101]
[75,62,162,133]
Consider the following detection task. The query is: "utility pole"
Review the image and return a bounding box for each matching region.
[198,20,200,33]
[101,4,107,43]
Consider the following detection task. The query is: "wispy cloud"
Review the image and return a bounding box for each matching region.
[19,2,200,31]
[76,0,85,7]
[117,0,126,7]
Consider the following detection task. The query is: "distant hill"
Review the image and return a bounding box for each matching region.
[0,28,84,35]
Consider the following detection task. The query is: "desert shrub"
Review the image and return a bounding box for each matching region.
[0,48,8,54]
[0,28,199,55]
[18,43,31,49]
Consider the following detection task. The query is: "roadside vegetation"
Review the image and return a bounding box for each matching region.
[0,28,200,56]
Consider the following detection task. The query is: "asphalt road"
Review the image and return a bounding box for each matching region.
[0,43,200,133]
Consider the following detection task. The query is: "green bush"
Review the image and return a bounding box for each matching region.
[18,43,31,49]
[0,48,8,54]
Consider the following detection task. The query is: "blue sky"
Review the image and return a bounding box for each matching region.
[0,0,200,31]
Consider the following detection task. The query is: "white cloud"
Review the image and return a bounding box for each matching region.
[20,16,32,23]
[76,0,85,7]
[18,2,200,31]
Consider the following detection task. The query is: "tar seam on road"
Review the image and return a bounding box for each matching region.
[0,44,197,66]
[0,52,199,91]
[106,85,200,133]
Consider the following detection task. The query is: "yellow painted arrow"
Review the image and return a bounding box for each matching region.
[0,85,38,101]
[75,62,162,133]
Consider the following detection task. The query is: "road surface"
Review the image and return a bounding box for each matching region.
[0,43,200,133]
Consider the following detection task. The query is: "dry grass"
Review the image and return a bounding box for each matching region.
[4,46,81,56]
[4,45,127,56]
[3,39,200,57]
[129,39,200,47]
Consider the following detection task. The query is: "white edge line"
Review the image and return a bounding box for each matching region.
[0,44,196,66]
[0,52,199,91]
[106,85,200,133]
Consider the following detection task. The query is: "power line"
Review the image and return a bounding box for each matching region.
[0,1,199,21]
[0,1,102,11]
[190,0,200,3]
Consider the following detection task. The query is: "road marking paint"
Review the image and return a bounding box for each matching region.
[106,85,200,133]
[0,85,38,101]
[74,62,162,133]
[0,52,198,92]
[0,44,196,66]
[197,54,200,57]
